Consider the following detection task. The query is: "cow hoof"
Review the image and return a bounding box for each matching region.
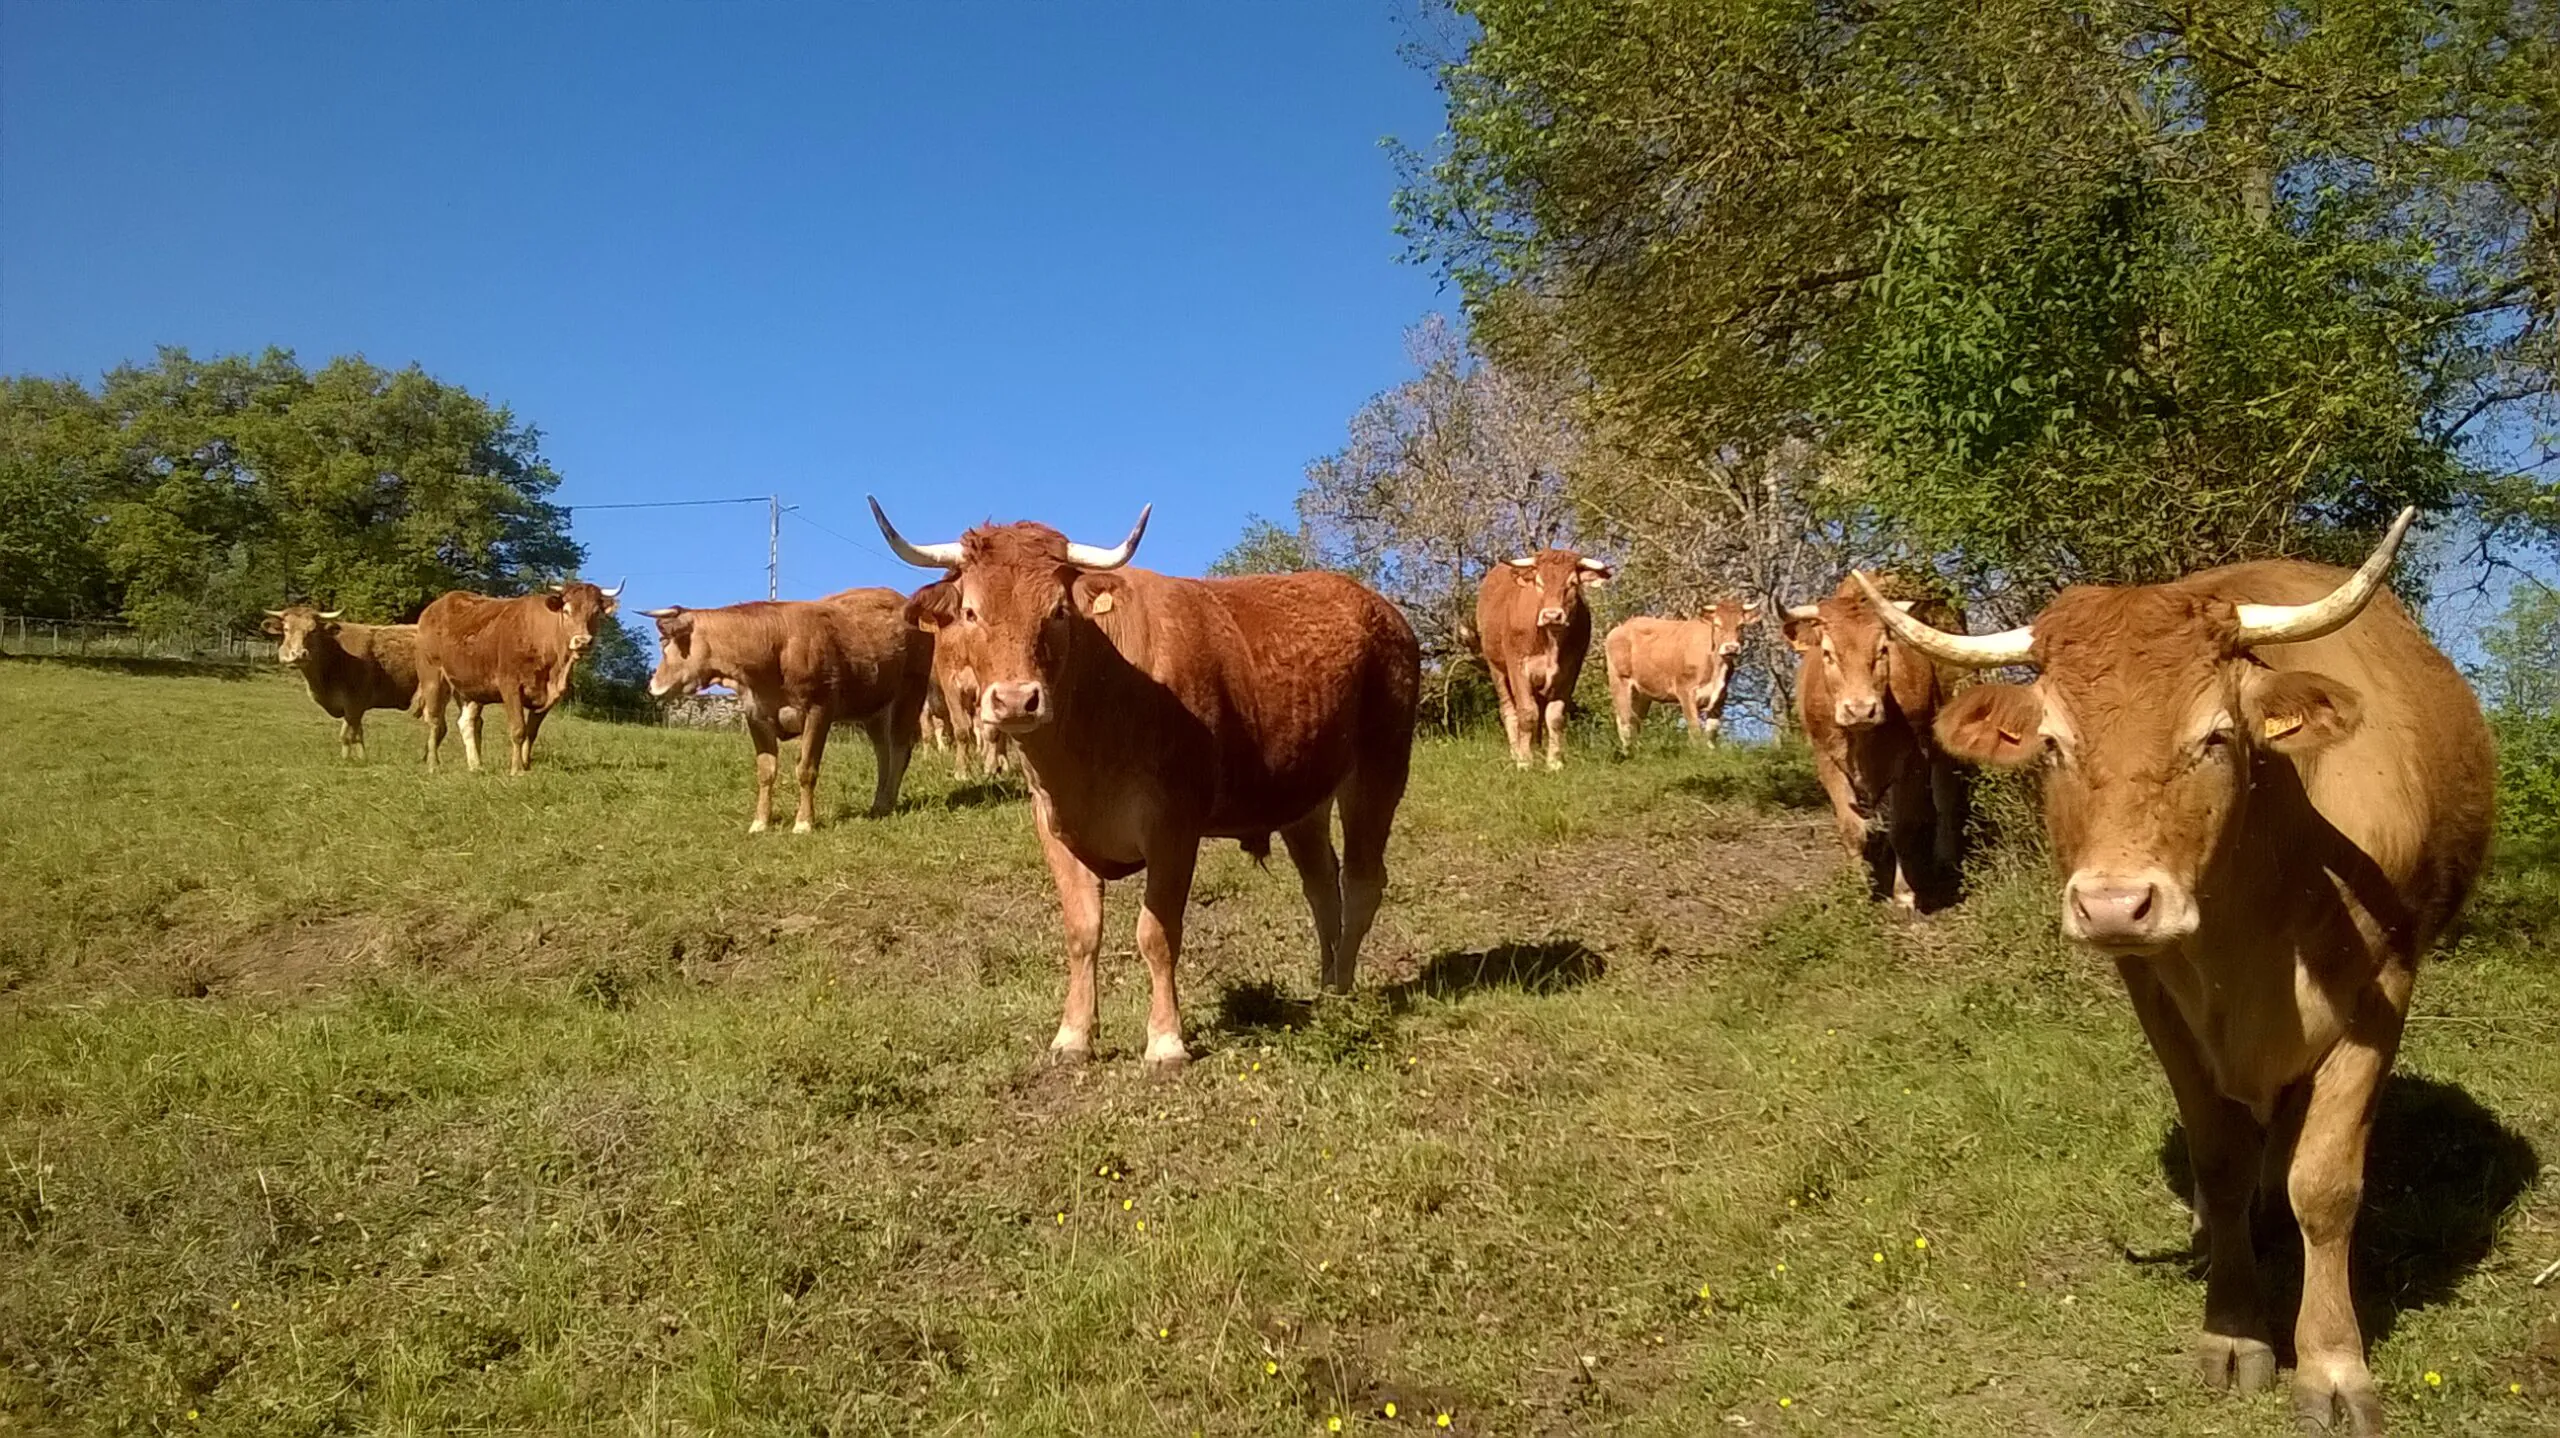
[1141,1051,1190,1078]
[748,819,769,835]
[1047,1036,1092,1067]
[791,820,814,835]
[2194,1334,2278,1394]
[2292,1367,2383,1435]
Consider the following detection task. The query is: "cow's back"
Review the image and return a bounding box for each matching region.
[1094,569,1417,822]
[810,588,932,715]
[417,592,532,690]
[2179,559,2494,938]
[1609,617,1701,694]
[341,623,423,708]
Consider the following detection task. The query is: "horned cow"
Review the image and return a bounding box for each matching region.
[263,605,424,760]
[415,580,621,775]
[874,497,1420,1073]
[1603,601,1759,751]
[1869,510,2493,1435]
[1475,548,1611,770]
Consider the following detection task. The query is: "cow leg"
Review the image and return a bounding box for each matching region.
[1033,792,1105,1062]
[745,711,781,834]
[1610,675,1641,755]
[863,709,913,818]
[1493,669,1532,768]
[519,704,549,773]
[420,678,446,770]
[791,703,831,833]
[2288,1010,2402,1436]
[460,701,486,774]
[1279,803,1344,986]
[1813,749,1889,899]
[1929,756,1969,898]
[340,712,364,761]
[2119,959,2278,1398]
[1540,697,1568,772]
[1887,774,1942,912]
[1329,754,1406,995]
[498,693,532,776]
[1135,843,1197,1074]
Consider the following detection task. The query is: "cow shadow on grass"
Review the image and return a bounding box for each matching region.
[1213,940,1608,1039]
[2150,1073,2540,1349]
[925,779,1022,813]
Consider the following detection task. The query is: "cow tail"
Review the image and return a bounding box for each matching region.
[1237,833,1272,866]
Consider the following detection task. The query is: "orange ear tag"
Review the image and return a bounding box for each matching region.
[1088,591,1116,616]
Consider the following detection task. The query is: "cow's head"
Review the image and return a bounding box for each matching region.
[1505,549,1610,630]
[1704,598,1761,658]
[262,605,343,665]
[1868,509,2412,954]
[639,605,712,697]
[873,497,1148,735]
[548,579,622,655]
[1782,585,1916,732]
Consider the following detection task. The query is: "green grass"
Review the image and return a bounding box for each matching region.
[1,656,2554,1435]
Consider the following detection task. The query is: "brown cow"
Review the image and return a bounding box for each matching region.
[873,497,1419,1072]
[1868,510,2493,1435]
[1783,576,1969,911]
[415,579,621,775]
[1603,601,1760,751]
[917,618,1015,781]
[261,606,425,760]
[641,588,931,832]
[1475,548,1611,770]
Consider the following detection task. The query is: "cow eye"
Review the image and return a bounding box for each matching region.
[961,604,978,625]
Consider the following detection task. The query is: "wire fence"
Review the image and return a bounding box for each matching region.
[0,616,278,665]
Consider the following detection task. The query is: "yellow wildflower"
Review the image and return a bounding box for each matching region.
[1328,1418,1343,1433]
[1778,1396,1792,1409]
[1913,1238,1928,1250]
[2425,1371,2442,1388]
[1436,1415,1452,1429]
[1266,1361,1280,1376]
[1872,1252,1884,1264]
[1383,1402,1398,1418]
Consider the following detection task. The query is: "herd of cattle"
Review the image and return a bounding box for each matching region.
[257,499,2489,1434]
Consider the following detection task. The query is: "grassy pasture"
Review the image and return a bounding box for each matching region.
[1,655,2555,1436]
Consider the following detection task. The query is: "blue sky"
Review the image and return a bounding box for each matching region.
[1,1,1457,612]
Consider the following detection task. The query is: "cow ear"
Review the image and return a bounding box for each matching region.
[905,579,959,633]
[1578,564,1613,587]
[545,592,566,612]
[2240,668,2363,755]
[1782,615,1820,653]
[1936,683,2045,768]
[1073,571,1127,618]
[260,615,285,636]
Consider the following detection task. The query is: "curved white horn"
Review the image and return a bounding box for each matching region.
[2233,506,2416,646]
[639,606,683,620]
[316,609,343,620]
[1853,572,2035,668]
[263,609,287,618]
[868,495,964,569]
[1065,504,1152,570]
[1577,556,1610,573]
[1505,555,1537,569]
[601,578,625,600]
[1783,603,1822,622]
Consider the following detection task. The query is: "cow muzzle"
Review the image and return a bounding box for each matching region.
[982,681,1052,733]
[1535,607,1569,629]
[568,635,593,654]
[1832,696,1884,730]
[2061,869,2198,951]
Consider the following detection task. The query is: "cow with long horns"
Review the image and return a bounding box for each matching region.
[873,498,1421,1072]
[415,579,622,774]
[640,587,932,831]
[262,605,425,760]
[1475,548,1611,770]
[1862,510,2494,1434]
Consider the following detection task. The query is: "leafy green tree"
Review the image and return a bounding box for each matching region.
[0,348,582,633]
[2474,581,2560,850]
[1399,0,2560,594]
[568,611,657,722]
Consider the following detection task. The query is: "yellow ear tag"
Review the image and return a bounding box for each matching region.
[2262,713,2303,741]
[1088,591,1115,616]
[915,616,942,634]
[1995,727,2023,746]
